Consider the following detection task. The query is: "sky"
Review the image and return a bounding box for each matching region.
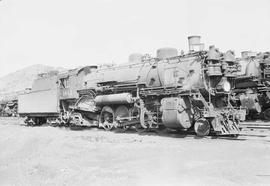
[0,0,269,76]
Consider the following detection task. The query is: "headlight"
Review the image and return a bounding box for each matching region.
[216,77,231,92]
[223,81,231,92]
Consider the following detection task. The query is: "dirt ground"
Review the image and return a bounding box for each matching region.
[0,118,270,186]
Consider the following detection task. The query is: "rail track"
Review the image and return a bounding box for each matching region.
[237,121,270,141]
[1,117,270,142]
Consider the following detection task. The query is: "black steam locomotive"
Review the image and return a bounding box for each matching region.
[18,36,246,136]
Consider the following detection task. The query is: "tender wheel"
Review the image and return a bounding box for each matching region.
[99,106,115,131]
[25,117,35,126]
[115,105,130,132]
[25,117,46,126]
[194,118,210,137]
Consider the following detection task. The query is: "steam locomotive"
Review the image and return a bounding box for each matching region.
[0,93,19,117]
[0,100,17,117]
[18,36,246,136]
[233,51,270,120]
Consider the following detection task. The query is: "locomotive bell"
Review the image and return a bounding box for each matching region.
[245,59,260,77]
[238,60,249,76]
[207,45,221,61]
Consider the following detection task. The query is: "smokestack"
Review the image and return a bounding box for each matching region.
[188,36,204,52]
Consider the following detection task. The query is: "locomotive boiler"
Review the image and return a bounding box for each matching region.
[18,36,246,136]
[73,36,245,136]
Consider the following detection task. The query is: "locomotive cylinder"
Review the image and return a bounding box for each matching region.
[160,97,193,129]
[94,93,134,105]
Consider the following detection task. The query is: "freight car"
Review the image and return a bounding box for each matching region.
[18,36,246,136]
[233,51,270,120]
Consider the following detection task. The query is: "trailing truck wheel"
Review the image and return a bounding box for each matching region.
[136,108,150,133]
[194,118,210,137]
[99,106,115,131]
[263,108,270,121]
[128,106,147,133]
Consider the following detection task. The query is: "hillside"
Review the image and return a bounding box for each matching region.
[0,64,64,101]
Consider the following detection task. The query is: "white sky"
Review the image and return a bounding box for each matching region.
[0,0,269,76]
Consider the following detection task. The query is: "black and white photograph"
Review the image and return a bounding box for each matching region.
[0,0,270,185]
